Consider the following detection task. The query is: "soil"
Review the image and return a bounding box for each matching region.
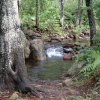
[0,80,81,100]
[0,78,99,100]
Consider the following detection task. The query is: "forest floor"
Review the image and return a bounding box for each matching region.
[1,79,99,100]
[32,80,82,100]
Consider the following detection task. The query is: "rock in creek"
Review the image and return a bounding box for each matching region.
[30,39,46,61]
[63,48,73,53]
[63,53,73,60]
[66,61,86,76]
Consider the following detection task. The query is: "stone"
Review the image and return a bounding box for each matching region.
[62,78,73,86]
[66,96,85,100]
[63,53,73,60]
[17,98,27,100]
[30,39,46,61]
[23,29,41,40]
[24,39,30,58]
[9,92,19,100]
[63,48,73,53]
[66,61,85,76]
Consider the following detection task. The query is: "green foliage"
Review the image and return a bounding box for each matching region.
[39,3,60,31]
[75,33,100,78]
[19,0,35,29]
[20,14,34,29]
[94,0,100,25]
[19,0,61,32]
[23,0,93,35]
[92,33,100,51]
[76,47,100,77]
[64,0,78,24]
[74,25,89,33]
[19,0,99,35]
[80,50,100,77]
[76,48,94,63]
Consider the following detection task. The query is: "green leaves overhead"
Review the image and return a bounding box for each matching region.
[19,0,100,32]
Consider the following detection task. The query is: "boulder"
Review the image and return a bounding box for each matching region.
[23,28,41,40]
[63,53,73,60]
[62,78,73,86]
[9,92,19,100]
[66,96,85,100]
[63,48,73,53]
[66,61,85,76]
[24,39,30,58]
[30,39,46,61]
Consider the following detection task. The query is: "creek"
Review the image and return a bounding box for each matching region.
[27,46,74,81]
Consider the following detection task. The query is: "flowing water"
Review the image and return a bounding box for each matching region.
[27,46,74,81]
[46,46,63,58]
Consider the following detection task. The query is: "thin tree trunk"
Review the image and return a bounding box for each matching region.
[76,0,84,26]
[40,0,44,12]
[18,0,20,11]
[85,0,96,46]
[0,0,39,96]
[36,0,39,30]
[76,0,81,26]
[60,0,64,28]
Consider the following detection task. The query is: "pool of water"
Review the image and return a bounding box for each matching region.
[27,58,74,81]
[27,46,74,81]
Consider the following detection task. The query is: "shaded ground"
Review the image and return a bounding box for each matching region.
[32,80,80,100]
[0,79,100,100]
[0,80,81,100]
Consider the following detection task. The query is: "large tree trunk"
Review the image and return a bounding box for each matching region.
[0,0,39,96]
[85,0,96,46]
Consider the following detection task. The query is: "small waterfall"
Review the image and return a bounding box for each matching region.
[46,46,63,58]
[28,46,74,80]
[85,35,90,40]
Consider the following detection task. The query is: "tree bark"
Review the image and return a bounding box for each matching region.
[76,0,81,26]
[85,0,96,46]
[40,0,44,12]
[0,0,39,97]
[60,0,64,28]
[36,0,39,30]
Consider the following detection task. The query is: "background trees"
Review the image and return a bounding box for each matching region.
[19,0,99,33]
[35,0,39,29]
[60,0,64,28]
[85,0,96,46]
